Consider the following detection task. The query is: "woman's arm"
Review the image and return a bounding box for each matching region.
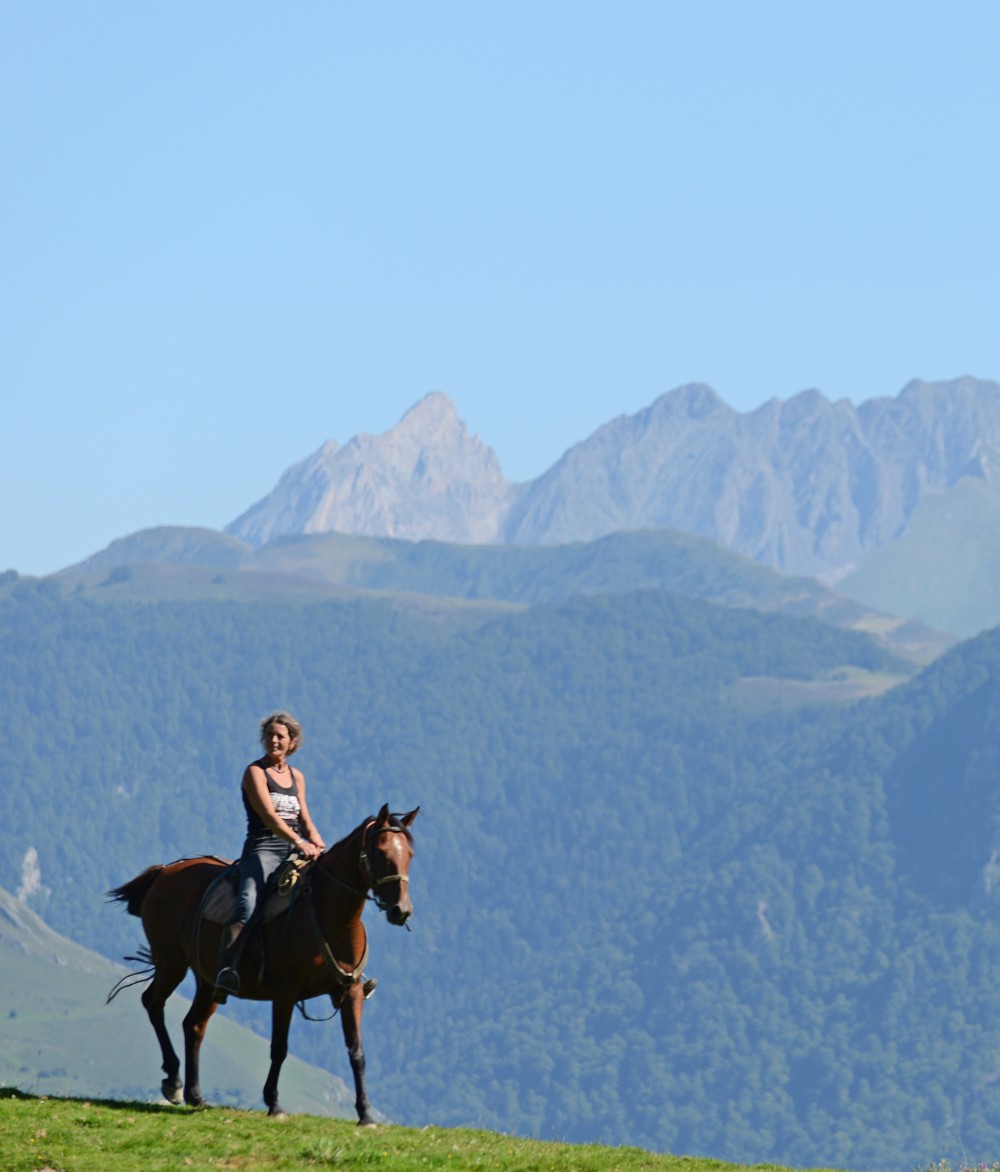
[294,770,326,851]
[242,765,321,859]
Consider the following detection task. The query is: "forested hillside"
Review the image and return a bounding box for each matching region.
[54,524,950,661]
[1,578,997,1171]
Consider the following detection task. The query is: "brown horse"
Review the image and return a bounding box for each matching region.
[108,804,418,1122]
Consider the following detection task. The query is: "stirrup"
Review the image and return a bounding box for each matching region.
[214,967,240,1001]
[362,977,377,1000]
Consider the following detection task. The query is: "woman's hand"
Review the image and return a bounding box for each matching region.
[295,837,322,860]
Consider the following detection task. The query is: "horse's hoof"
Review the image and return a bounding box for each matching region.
[185,1093,207,1109]
[161,1079,183,1105]
[357,1118,378,1129]
[268,1106,288,1121]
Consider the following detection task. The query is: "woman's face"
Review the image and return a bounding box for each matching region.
[264,722,294,761]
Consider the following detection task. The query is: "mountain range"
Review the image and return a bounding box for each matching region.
[226,376,1000,584]
[43,374,1000,639]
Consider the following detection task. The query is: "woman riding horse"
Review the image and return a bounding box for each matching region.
[215,711,327,997]
[109,803,419,1120]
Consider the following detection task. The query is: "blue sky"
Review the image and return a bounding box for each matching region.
[3,2,999,575]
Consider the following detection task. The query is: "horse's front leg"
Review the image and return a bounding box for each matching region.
[263,997,295,1119]
[338,983,375,1126]
[181,979,219,1107]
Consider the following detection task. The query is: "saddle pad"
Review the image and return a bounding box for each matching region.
[201,869,238,924]
[201,864,303,926]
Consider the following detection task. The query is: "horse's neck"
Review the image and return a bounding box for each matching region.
[316,823,367,910]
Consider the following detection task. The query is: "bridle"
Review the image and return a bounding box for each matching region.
[308,815,413,908]
[288,815,412,1017]
[358,817,412,914]
[299,814,413,996]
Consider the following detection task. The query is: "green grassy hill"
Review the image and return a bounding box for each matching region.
[49,525,952,662]
[0,1092,846,1172]
[839,469,1000,637]
[0,887,353,1116]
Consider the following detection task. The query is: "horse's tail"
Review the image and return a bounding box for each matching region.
[107,865,165,918]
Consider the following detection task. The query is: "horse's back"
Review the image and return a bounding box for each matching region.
[112,857,231,928]
[160,856,232,882]
[154,856,231,903]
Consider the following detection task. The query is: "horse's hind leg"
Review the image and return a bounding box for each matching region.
[181,978,220,1108]
[140,959,188,1104]
[338,984,375,1126]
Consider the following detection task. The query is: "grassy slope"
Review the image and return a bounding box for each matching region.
[839,471,1000,638]
[49,526,952,663]
[0,889,352,1117]
[0,1093,839,1172]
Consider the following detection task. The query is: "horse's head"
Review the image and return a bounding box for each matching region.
[361,803,419,926]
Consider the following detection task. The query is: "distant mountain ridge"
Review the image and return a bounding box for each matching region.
[224,377,1000,582]
[53,525,953,665]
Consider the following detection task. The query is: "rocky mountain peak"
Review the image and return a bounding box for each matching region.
[653,382,729,421]
[393,391,461,440]
[226,393,511,547]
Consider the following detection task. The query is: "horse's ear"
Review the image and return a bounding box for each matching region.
[401,807,420,828]
[376,802,391,826]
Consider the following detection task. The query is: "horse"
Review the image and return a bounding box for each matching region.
[108,804,418,1122]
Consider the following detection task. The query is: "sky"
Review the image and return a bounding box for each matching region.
[3,2,999,576]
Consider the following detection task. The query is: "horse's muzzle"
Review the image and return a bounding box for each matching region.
[386,902,412,927]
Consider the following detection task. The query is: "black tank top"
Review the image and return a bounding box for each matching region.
[242,765,302,841]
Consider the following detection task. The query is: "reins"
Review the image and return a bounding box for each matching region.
[295,815,412,1019]
[309,817,413,916]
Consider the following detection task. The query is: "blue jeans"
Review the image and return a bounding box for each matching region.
[234,836,292,926]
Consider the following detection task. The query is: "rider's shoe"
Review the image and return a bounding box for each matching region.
[213,922,244,1003]
[362,977,377,1000]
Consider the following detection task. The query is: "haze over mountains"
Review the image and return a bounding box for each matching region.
[42,374,1000,637]
[227,376,1000,580]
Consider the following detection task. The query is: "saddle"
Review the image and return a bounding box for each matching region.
[201,854,314,927]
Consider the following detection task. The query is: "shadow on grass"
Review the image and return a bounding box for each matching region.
[0,1087,210,1115]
